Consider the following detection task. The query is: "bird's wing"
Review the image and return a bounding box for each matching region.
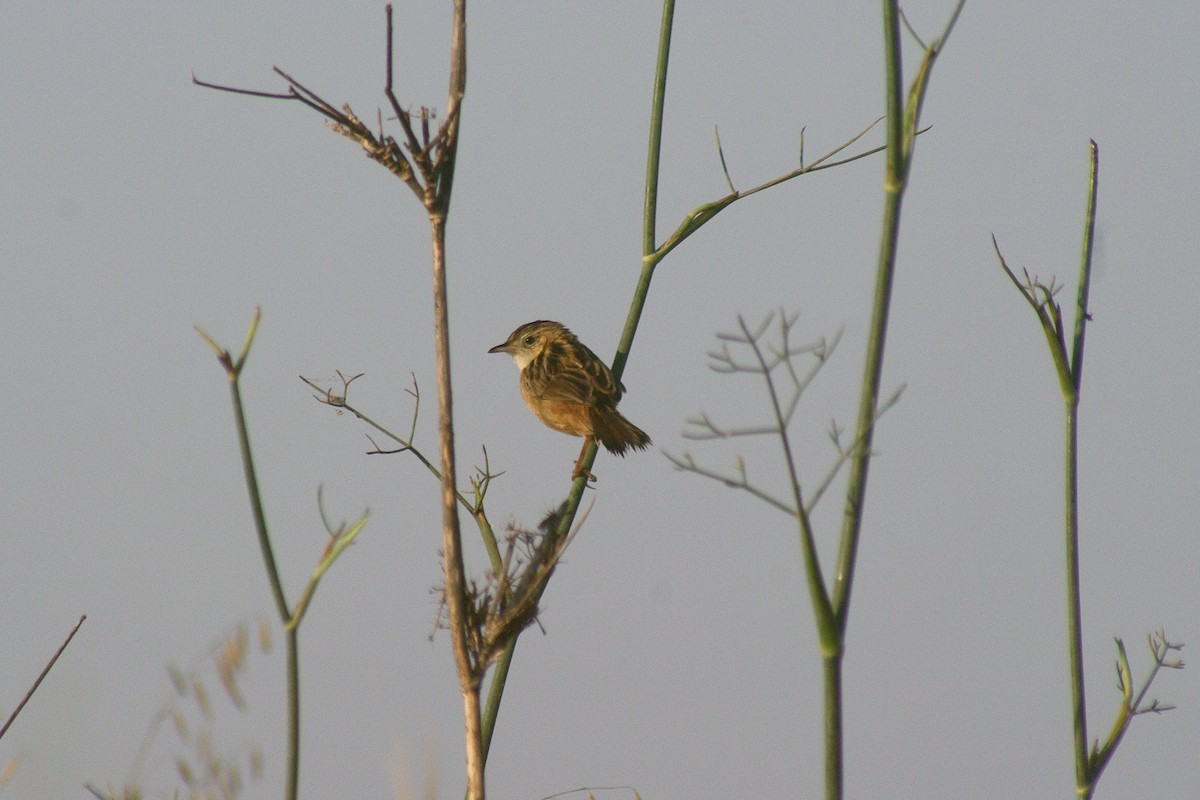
[532,341,624,406]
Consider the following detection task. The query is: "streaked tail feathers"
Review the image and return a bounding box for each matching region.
[590,407,651,456]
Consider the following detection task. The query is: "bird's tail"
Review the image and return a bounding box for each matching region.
[591,408,652,456]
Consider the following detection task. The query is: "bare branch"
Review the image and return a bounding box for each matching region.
[0,615,86,742]
[665,451,797,516]
[682,410,781,440]
[805,383,904,514]
[678,312,904,526]
[300,373,488,515]
[192,72,294,100]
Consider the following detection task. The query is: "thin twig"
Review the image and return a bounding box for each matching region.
[665,452,796,515]
[0,615,86,742]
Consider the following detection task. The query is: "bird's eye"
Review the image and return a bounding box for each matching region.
[523,335,536,346]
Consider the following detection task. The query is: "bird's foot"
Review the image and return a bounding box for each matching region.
[571,465,597,483]
[571,438,597,483]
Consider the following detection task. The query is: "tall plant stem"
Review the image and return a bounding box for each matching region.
[423,2,484,796]
[566,0,676,497]
[998,141,1181,797]
[822,653,844,798]
[283,631,299,800]
[479,5,677,759]
[1065,398,1088,797]
[433,210,483,800]
[824,4,961,798]
[640,0,675,271]
[214,311,302,800]
[1066,140,1098,800]
[817,6,908,798]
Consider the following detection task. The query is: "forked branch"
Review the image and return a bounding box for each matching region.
[300,371,502,573]
[669,311,903,521]
[653,118,911,264]
[193,5,461,205]
[1087,631,1184,785]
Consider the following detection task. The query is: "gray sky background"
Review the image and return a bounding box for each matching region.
[3,2,1197,798]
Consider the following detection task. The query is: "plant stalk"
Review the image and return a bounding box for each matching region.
[1066,140,1099,799]
[429,209,483,799]
[222,323,302,800]
[1065,398,1089,798]
[822,653,844,800]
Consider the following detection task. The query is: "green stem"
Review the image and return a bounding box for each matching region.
[557,0,675,525]
[1066,141,1099,799]
[824,5,960,797]
[832,0,962,627]
[832,189,901,628]
[1071,142,1099,395]
[285,629,300,800]
[480,639,516,757]
[641,0,674,265]
[223,331,301,800]
[610,0,675,385]
[822,653,844,800]
[229,371,290,626]
[832,0,906,631]
[1065,398,1089,799]
[482,11,668,770]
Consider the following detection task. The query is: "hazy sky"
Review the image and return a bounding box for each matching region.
[3,2,1197,798]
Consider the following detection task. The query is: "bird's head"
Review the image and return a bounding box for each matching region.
[488,320,570,369]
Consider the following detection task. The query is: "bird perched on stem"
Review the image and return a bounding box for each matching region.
[489,320,651,481]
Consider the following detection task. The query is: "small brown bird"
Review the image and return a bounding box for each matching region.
[489,320,651,481]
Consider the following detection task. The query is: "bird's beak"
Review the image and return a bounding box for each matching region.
[488,342,511,354]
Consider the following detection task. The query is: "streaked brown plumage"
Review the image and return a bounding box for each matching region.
[489,320,651,480]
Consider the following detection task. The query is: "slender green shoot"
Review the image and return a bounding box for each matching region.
[196,308,301,800]
[995,141,1182,800]
[287,510,369,632]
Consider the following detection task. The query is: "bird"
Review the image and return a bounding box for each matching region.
[489,320,651,481]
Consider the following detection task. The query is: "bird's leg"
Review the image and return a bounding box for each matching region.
[571,436,597,482]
